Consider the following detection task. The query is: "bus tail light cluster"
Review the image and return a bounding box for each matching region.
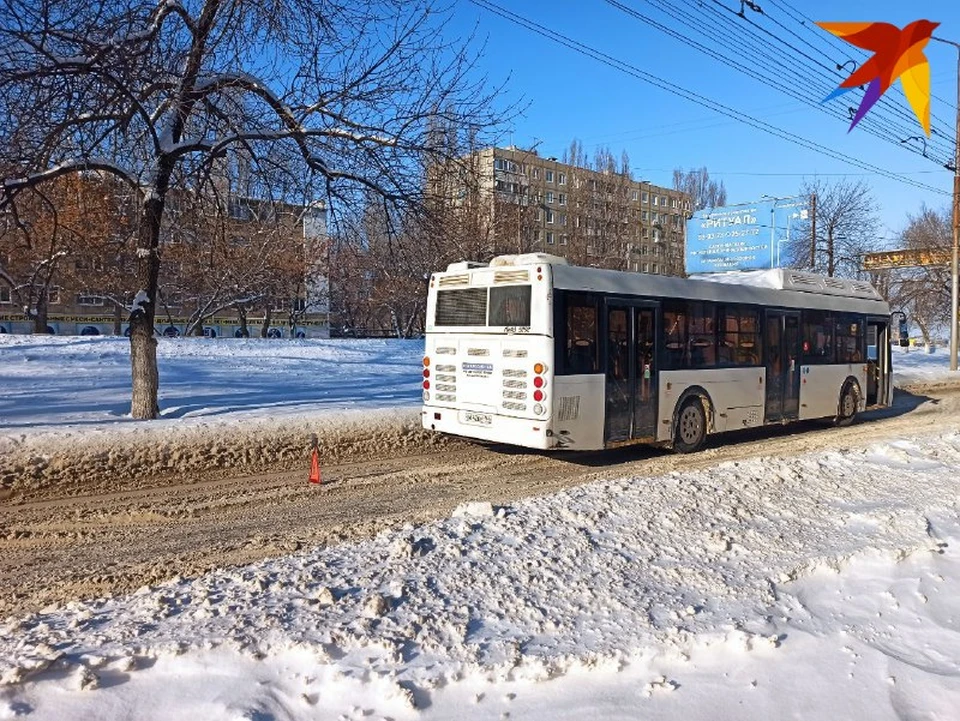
[532,362,547,415]
[422,356,430,402]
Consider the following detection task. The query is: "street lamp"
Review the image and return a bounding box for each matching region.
[930,35,960,372]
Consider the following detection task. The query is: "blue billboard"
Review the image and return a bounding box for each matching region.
[685,197,810,274]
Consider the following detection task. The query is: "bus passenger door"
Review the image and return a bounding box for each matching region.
[604,305,631,442]
[633,305,657,439]
[604,301,658,443]
[765,311,801,422]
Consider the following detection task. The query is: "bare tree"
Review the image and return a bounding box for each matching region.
[0,0,502,418]
[0,174,130,332]
[888,206,952,345]
[781,179,880,277]
[673,167,727,211]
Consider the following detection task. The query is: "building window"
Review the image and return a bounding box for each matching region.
[641,227,649,239]
[558,193,566,205]
[671,197,678,208]
[546,231,555,244]
[642,263,649,272]
[532,167,541,180]
[546,191,554,204]
[660,196,668,207]
[558,172,566,185]
[560,213,567,226]
[641,210,649,221]
[652,264,659,274]
[546,170,554,183]
[652,212,660,223]
[536,209,542,221]
[48,287,61,305]
[560,234,568,245]
[631,190,639,201]
[652,195,659,206]
[77,293,103,306]
[0,286,10,303]
[546,209,554,224]
[642,191,649,203]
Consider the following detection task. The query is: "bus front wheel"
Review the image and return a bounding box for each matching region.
[835,385,858,427]
[674,398,707,453]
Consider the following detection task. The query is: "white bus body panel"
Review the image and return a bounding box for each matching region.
[422,333,555,449]
[657,368,766,442]
[551,375,605,450]
[798,364,867,420]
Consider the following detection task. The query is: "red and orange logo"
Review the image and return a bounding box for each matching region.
[818,20,939,135]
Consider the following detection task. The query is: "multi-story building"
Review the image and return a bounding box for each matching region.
[0,174,329,337]
[451,146,690,276]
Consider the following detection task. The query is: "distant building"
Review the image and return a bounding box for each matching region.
[435,146,690,276]
[0,177,329,338]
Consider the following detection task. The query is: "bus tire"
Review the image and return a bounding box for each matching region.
[835,383,858,427]
[674,397,707,453]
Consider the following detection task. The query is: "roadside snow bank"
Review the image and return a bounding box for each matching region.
[0,336,428,498]
[2,431,960,719]
[0,407,446,499]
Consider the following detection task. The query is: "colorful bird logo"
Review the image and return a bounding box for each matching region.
[817,20,939,135]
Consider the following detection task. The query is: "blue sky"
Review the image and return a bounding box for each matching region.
[450,0,959,246]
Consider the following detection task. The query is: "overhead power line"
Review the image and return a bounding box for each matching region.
[467,0,950,197]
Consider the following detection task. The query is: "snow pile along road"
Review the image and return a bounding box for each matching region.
[2,430,960,719]
[0,336,429,497]
[1,337,957,498]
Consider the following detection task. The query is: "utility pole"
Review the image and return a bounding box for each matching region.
[809,193,817,270]
[932,36,960,372]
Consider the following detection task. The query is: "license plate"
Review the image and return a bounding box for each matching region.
[463,412,492,426]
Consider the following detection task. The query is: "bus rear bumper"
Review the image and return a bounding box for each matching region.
[421,407,555,450]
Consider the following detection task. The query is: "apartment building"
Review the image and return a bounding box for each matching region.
[0,175,329,337]
[463,146,690,276]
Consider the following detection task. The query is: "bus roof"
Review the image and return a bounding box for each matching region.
[551,264,890,316]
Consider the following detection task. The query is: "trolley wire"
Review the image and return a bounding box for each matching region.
[467,0,950,196]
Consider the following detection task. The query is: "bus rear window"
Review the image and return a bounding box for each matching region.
[489,285,531,326]
[435,288,487,326]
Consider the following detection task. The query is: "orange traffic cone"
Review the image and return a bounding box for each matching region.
[309,446,322,485]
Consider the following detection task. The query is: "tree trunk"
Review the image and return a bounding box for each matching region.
[260,306,272,338]
[113,304,123,335]
[237,304,248,337]
[129,191,164,419]
[827,229,835,277]
[31,292,48,334]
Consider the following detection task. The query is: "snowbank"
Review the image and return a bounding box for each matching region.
[2,431,960,719]
[1,336,958,498]
[0,336,429,497]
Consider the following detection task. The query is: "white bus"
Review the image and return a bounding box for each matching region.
[421,253,892,453]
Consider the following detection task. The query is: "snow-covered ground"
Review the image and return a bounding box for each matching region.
[3,431,960,719]
[3,336,960,719]
[0,335,953,436]
[0,335,424,432]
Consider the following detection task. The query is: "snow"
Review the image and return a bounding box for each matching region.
[2,335,960,719]
[129,291,150,312]
[0,335,423,437]
[3,432,960,719]
[0,336,953,442]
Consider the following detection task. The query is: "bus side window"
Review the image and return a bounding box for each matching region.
[565,295,598,374]
[662,303,687,369]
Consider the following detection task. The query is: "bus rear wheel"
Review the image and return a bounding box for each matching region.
[835,385,858,427]
[674,398,707,453]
